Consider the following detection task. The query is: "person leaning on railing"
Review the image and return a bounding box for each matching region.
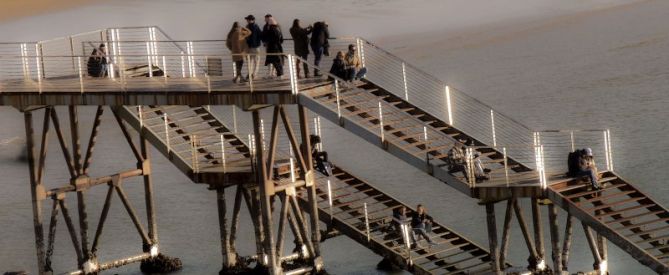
[344,44,367,81]
[290,19,312,78]
[244,15,262,80]
[226,22,251,83]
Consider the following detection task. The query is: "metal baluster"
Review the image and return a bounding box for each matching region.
[490,110,497,147]
[221,134,226,173]
[327,180,333,223]
[402,62,408,101]
[77,56,84,94]
[378,101,384,143]
[503,147,509,187]
[445,86,453,125]
[164,114,170,153]
[335,80,341,120]
[364,202,370,242]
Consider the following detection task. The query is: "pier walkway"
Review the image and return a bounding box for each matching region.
[3,26,669,274]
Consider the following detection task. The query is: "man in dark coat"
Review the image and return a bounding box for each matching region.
[262,17,284,77]
[310,21,330,77]
[244,15,262,80]
[290,19,312,78]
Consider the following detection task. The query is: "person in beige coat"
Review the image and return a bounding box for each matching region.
[226,22,251,83]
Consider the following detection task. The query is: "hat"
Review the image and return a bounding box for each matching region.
[265,14,272,18]
[245,15,255,20]
[585,148,593,157]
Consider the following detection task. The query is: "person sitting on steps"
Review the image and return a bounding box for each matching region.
[578,148,601,190]
[447,139,469,181]
[411,204,436,248]
[344,44,367,81]
[473,152,492,182]
[328,51,347,80]
[306,134,331,176]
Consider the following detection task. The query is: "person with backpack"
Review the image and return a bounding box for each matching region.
[244,15,262,80]
[87,44,107,77]
[575,148,601,189]
[310,21,330,77]
[289,19,312,78]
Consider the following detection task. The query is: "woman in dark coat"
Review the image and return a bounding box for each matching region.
[262,18,284,77]
[310,21,329,76]
[289,19,312,78]
[329,51,347,80]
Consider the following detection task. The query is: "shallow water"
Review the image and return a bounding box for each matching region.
[0,0,665,274]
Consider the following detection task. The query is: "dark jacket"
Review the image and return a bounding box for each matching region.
[290,25,312,56]
[310,22,330,49]
[329,58,346,79]
[262,25,284,65]
[411,212,428,228]
[246,23,262,48]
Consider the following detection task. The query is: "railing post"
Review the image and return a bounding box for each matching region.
[232,107,238,134]
[77,56,84,94]
[570,131,575,152]
[423,126,429,163]
[164,114,170,154]
[503,147,509,187]
[335,80,341,120]
[364,202,370,242]
[180,51,186,78]
[162,56,167,85]
[146,42,153,78]
[378,101,385,144]
[220,134,226,173]
[357,38,366,68]
[34,44,43,94]
[289,157,296,183]
[490,110,497,147]
[138,106,143,128]
[288,54,297,95]
[327,179,333,223]
[402,62,409,101]
[247,54,255,92]
[606,129,613,172]
[445,86,453,126]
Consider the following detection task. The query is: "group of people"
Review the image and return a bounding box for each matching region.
[392,205,437,249]
[446,139,491,183]
[225,14,366,83]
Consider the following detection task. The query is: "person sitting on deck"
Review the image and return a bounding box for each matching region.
[328,51,347,80]
[473,152,492,183]
[411,204,436,248]
[390,206,412,245]
[577,148,601,190]
[87,44,108,77]
[344,44,367,81]
[305,134,331,176]
[447,140,469,181]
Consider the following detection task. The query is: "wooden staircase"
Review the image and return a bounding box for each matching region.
[548,171,669,273]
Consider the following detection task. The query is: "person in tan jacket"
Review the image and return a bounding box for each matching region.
[344,44,367,81]
[226,22,251,83]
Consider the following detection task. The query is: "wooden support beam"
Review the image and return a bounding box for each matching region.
[289,195,316,258]
[140,133,157,245]
[241,186,265,259]
[265,106,281,181]
[91,184,115,255]
[58,199,84,265]
[252,110,279,274]
[279,107,308,174]
[82,106,104,174]
[531,198,545,260]
[114,183,152,246]
[50,108,77,180]
[24,110,47,273]
[499,198,514,269]
[112,107,144,163]
[547,204,562,273]
[217,187,236,268]
[561,213,573,271]
[485,203,501,273]
[276,193,290,260]
[45,198,59,272]
[37,107,51,187]
[513,199,540,263]
[229,185,243,253]
[299,104,321,260]
[581,222,602,268]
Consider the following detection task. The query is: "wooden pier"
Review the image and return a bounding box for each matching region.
[3,26,669,274]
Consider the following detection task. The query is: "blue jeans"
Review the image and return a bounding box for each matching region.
[411,223,434,244]
[346,67,367,81]
[577,169,599,188]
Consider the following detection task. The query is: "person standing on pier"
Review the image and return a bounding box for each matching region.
[310,21,330,77]
[87,43,108,77]
[262,17,285,78]
[290,19,312,78]
[226,22,251,83]
[244,15,262,80]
